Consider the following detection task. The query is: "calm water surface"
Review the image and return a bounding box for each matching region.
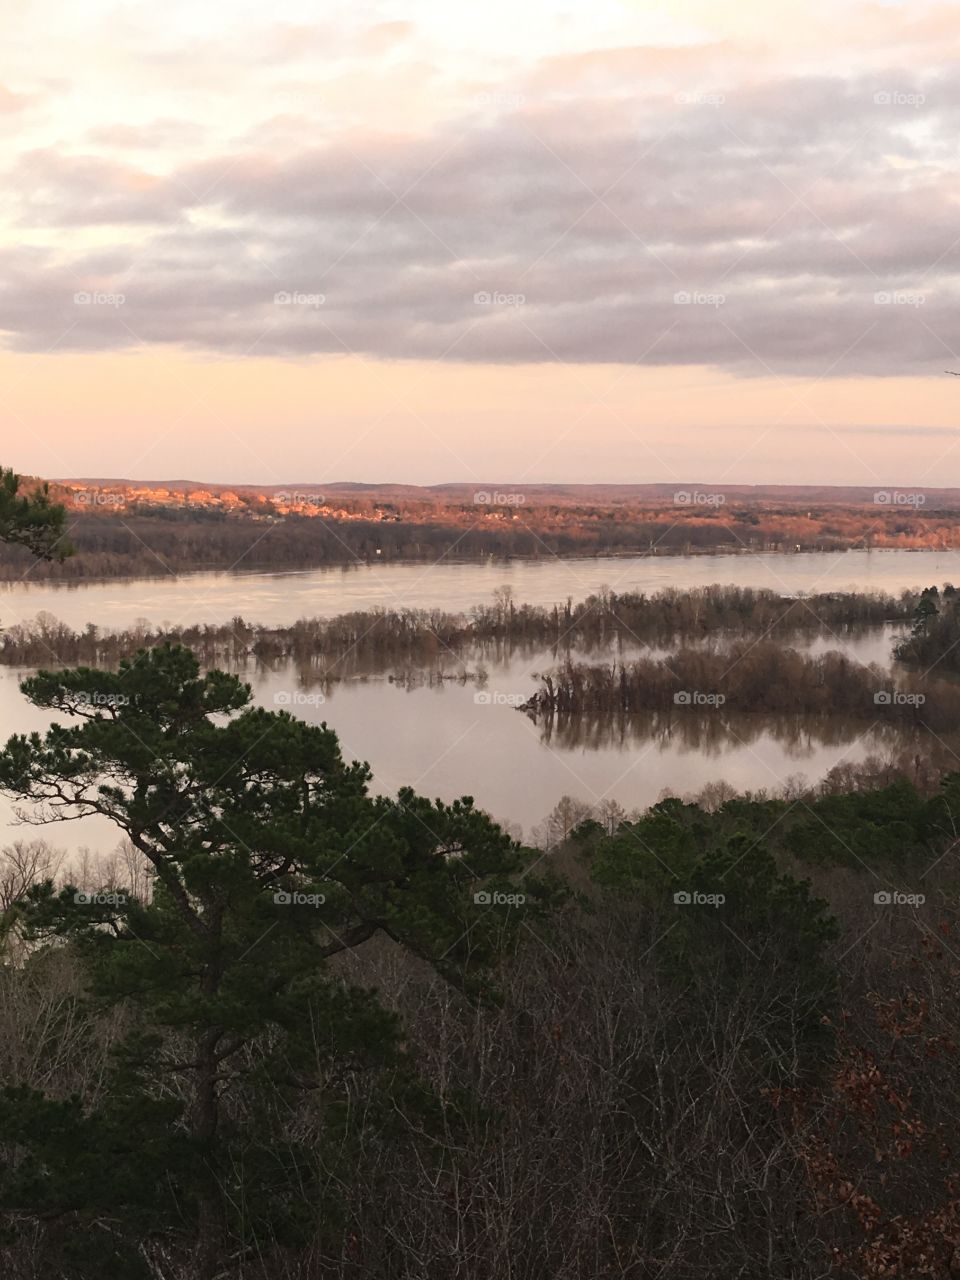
[0,549,947,856]
[0,548,957,630]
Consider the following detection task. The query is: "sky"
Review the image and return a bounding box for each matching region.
[2,0,960,486]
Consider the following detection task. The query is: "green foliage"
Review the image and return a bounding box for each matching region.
[782,778,928,865]
[895,582,960,669]
[590,796,840,1070]
[0,468,71,561]
[591,799,837,954]
[591,797,701,893]
[581,771,960,1076]
[592,780,935,876]
[0,1084,187,1279]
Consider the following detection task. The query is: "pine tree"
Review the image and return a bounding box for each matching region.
[0,645,540,1276]
[0,467,71,560]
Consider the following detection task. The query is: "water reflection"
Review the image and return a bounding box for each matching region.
[0,625,947,852]
[532,708,927,757]
[214,623,908,693]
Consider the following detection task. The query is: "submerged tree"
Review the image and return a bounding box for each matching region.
[0,645,541,1278]
[0,467,71,560]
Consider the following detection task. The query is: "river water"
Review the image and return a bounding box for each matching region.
[0,549,951,857]
[1,547,957,630]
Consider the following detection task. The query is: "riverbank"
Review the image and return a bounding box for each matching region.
[5,498,960,583]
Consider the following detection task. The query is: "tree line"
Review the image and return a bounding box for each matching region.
[0,509,763,580]
[522,642,954,725]
[5,504,960,581]
[0,585,916,669]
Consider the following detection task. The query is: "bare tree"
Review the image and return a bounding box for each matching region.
[0,839,63,912]
[532,794,594,848]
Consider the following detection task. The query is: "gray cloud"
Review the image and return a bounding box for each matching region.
[3,69,960,374]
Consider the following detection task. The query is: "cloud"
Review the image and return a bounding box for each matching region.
[357,21,416,56]
[14,149,181,225]
[0,85,31,113]
[3,67,960,375]
[86,119,209,150]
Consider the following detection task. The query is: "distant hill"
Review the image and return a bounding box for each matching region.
[51,479,960,508]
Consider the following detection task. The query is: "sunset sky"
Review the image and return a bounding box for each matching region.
[3,0,960,485]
